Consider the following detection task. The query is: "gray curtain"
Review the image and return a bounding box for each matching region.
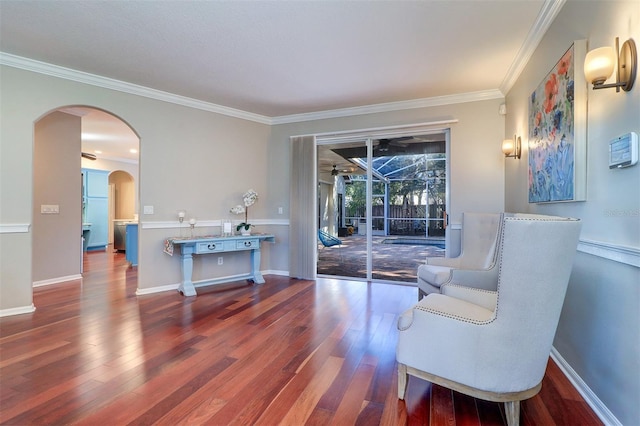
[289,135,317,279]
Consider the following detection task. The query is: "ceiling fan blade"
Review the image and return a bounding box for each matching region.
[81,152,97,160]
[388,136,413,147]
[375,140,391,152]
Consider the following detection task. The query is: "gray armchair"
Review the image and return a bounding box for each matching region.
[397,215,582,426]
[417,212,503,299]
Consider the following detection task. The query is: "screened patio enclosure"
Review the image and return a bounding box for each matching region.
[317,134,448,282]
[329,138,447,239]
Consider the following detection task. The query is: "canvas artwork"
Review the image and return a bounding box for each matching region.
[528,42,586,203]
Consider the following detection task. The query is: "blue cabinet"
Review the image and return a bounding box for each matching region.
[82,168,109,250]
[86,170,109,197]
[125,223,138,266]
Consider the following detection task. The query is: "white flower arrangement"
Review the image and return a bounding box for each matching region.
[230,205,245,215]
[243,189,258,208]
[230,189,258,231]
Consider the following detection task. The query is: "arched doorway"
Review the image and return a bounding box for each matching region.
[32,106,139,288]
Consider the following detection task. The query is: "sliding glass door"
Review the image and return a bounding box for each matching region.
[317,139,368,279]
[316,130,449,283]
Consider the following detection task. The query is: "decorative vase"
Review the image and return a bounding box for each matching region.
[240,227,251,236]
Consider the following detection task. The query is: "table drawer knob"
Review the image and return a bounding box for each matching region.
[207,243,216,250]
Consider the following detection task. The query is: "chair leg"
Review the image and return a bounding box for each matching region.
[418,288,426,300]
[398,363,408,400]
[504,400,520,426]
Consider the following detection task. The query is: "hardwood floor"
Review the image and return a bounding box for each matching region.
[1,251,602,425]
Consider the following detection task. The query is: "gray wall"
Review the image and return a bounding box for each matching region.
[33,111,82,282]
[504,1,640,424]
[0,63,506,309]
[0,65,276,310]
[271,99,507,224]
[2,2,634,421]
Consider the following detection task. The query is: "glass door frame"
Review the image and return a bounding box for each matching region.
[316,124,452,283]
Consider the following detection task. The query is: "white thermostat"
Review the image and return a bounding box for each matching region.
[609,132,638,169]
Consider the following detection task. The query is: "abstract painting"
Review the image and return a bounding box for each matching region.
[528,41,587,203]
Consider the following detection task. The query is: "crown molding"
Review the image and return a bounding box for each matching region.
[271,90,504,125]
[499,0,566,95]
[2,52,506,126]
[0,52,272,125]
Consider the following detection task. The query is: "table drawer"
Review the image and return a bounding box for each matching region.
[197,242,224,253]
[237,239,258,250]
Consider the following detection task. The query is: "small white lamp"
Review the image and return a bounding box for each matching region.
[189,218,196,238]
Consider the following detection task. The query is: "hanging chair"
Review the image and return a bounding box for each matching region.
[318,229,343,260]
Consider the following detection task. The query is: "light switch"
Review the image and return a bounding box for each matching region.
[278,207,283,215]
[41,204,59,214]
[143,205,154,215]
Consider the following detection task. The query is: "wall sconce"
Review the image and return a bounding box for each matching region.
[584,37,636,92]
[178,210,186,224]
[502,136,521,159]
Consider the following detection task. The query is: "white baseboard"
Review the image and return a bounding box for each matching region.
[550,347,621,426]
[262,269,289,276]
[0,304,36,317]
[33,274,82,287]
[135,283,180,296]
[135,271,290,295]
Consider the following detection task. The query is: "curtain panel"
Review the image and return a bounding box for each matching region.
[289,135,317,279]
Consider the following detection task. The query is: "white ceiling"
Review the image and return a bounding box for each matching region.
[0,0,560,162]
[60,107,140,163]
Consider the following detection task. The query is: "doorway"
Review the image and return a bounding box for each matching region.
[316,130,449,283]
[33,106,139,289]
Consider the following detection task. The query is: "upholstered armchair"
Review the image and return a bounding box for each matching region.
[417,212,503,299]
[397,215,581,426]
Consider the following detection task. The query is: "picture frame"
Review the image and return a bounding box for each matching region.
[222,220,233,236]
[528,40,587,203]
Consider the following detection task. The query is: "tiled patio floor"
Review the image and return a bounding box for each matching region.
[317,234,445,283]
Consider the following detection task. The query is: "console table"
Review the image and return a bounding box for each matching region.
[164,234,275,296]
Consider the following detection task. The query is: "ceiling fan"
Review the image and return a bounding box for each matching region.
[374,136,413,153]
[81,152,97,161]
[331,164,353,176]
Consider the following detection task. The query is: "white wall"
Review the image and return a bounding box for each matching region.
[504,1,639,424]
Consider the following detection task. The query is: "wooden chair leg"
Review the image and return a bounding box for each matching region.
[418,288,426,300]
[398,363,408,400]
[504,400,520,426]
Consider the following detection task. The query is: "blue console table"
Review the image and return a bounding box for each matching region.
[164,234,275,297]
